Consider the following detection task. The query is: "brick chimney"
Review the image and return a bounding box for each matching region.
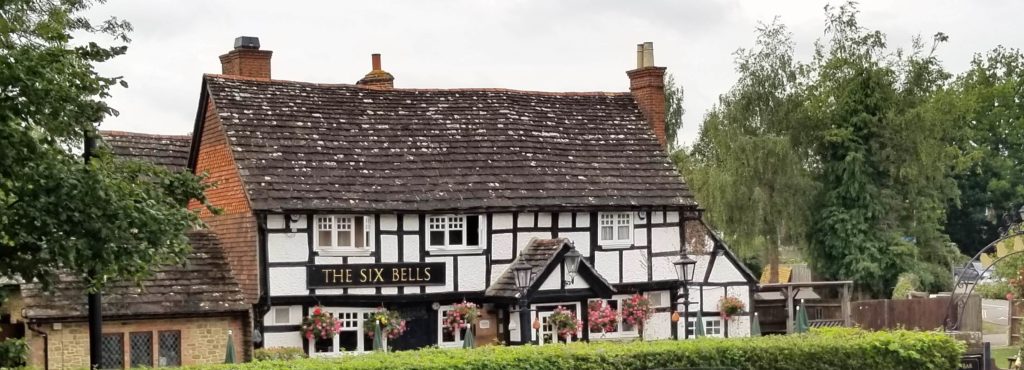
[219,36,272,79]
[626,42,667,147]
[356,53,394,89]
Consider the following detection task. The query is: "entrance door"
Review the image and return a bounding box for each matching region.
[536,308,576,345]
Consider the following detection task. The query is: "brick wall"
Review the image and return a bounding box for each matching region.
[26,315,247,369]
[626,66,668,147]
[218,49,272,79]
[191,98,260,303]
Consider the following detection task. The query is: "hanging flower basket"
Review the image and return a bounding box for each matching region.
[300,306,341,341]
[587,300,618,334]
[444,300,480,333]
[718,295,745,320]
[621,294,653,339]
[548,306,581,342]
[364,307,408,340]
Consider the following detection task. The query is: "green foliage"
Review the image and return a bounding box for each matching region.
[253,347,307,362]
[913,262,953,293]
[892,273,920,299]
[996,254,1024,280]
[936,46,1024,255]
[185,328,962,370]
[0,0,214,291]
[975,281,1013,300]
[664,73,684,149]
[0,339,28,368]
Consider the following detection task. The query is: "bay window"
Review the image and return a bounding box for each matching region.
[587,296,638,339]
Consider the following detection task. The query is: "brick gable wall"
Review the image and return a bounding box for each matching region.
[191,98,259,303]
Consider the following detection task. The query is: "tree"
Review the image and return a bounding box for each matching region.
[673,20,816,282]
[804,4,958,297]
[936,46,1024,255]
[0,0,212,292]
[665,73,685,149]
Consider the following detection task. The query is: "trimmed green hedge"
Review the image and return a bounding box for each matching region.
[192,328,962,370]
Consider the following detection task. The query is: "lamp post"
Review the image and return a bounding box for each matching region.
[513,260,534,345]
[674,252,697,339]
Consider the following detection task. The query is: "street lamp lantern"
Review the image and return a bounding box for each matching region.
[563,248,582,284]
[513,260,533,292]
[674,253,698,283]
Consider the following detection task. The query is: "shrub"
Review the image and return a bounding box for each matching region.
[186,328,962,370]
[0,338,28,368]
[253,347,307,361]
[892,273,920,299]
[916,262,953,293]
[977,280,1014,300]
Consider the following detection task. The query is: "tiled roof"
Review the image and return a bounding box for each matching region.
[100,131,192,171]
[20,230,248,320]
[202,74,696,212]
[486,238,613,299]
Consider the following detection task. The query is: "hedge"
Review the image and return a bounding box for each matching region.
[189,328,963,370]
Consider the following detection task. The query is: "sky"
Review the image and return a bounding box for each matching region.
[85,0,1024,146]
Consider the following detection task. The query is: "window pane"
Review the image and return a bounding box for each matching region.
[600,226,613,241]
[318,230,333,247]
[617,226,630,241]
[466,215,480,246]
[338,230,352,247]
[429,231,445,246]
[100,333,124,369]
[158,331,181,367]
[448,216,464,230]
[448,229,463,246]
[429,217,446,230]
[364,216,373,248]
[316,337,336,353]
[130,332,153,368]
[338,331,357,351]
[274,307,290,324]
[354,217,365,248]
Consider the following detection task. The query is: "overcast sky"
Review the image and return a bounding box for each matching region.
[86,0,1023,146]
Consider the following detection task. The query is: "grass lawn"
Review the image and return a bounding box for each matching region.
[993,346,1018,369]
[985,321,1009,334]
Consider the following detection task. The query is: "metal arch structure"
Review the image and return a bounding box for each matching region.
[944,228,1024,331]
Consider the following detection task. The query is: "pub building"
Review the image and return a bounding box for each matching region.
[123,37,757,356]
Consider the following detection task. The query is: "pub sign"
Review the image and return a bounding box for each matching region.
[307,263,446,288]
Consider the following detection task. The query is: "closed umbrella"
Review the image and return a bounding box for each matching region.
[224,330,236,364]
[373,321,384,352]
[463,325,475,348]
[795,302,810,334]
[751,312,762,337]
[693,310,705,338]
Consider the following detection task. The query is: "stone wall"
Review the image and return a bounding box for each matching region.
[26,315,247,369]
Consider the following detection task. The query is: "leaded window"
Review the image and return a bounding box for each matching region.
[427,215,481,250]
[100,333,124,369]
[129,332,153,368]
[315,215,373,253]
[158,330,181,367]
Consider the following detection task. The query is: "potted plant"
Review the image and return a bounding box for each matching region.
[300,306,341,342]
[444,300,480,348]
[621,294,652,340]
[718,295,746,320]
[587,300,618,336]
[365,307,408,351]
[547,306,581,343]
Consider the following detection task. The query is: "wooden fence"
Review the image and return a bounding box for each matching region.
[851,295,981,332]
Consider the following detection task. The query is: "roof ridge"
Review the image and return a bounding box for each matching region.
[204,73,632,97]
[100,130,192,140]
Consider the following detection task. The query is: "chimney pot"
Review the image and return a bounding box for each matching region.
[233,36,261,50]
[372,53,382,71]
[626,42,667,147]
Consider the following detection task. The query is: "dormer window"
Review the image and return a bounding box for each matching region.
[598,212,633,247]
[314,215,373,256]
[427,215,482,254]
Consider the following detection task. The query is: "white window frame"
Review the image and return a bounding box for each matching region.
[586,295,639,339]
[426,214,484,254]
[308,307,378,356]
[531,302,581,345]
[437,305,468,348]
[685,317,724,338]
[598,212,633,248]
[313,215,373,256]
